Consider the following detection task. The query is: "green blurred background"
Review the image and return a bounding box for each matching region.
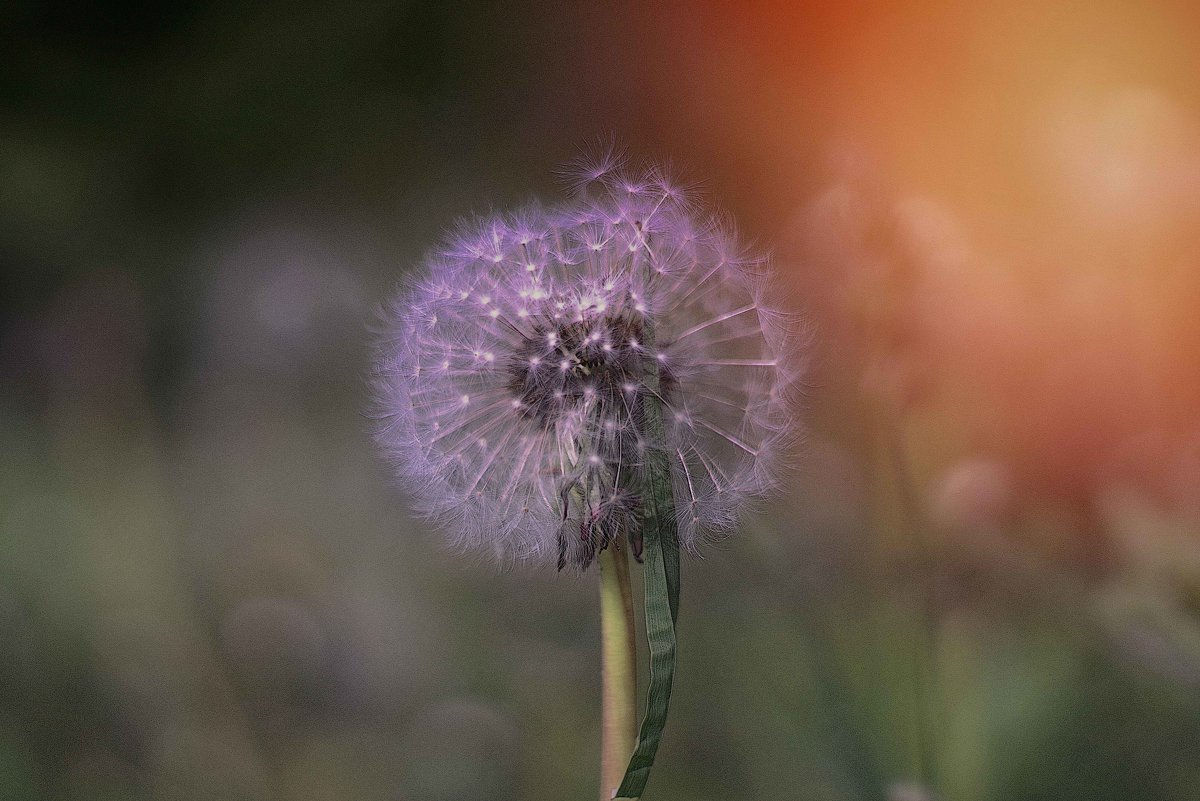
[4,2,1200,799]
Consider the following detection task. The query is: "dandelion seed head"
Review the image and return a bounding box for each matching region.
[374,158,806,569]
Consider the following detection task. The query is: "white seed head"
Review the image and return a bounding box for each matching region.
[374,158,806,568]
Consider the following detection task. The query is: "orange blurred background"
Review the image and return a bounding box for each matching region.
[598,0,1200,521]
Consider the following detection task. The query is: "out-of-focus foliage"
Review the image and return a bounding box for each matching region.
[3,2,1200,800]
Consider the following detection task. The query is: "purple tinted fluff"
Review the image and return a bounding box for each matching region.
[374,155,805,568]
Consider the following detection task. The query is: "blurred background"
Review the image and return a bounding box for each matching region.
[3,1,1200,799]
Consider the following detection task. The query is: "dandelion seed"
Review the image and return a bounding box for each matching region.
[374,158,804,569]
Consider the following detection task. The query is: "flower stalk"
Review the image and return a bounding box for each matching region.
[613,313,682,800]
[599,544,637,801]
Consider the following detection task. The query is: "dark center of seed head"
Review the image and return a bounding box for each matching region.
[507,314,657,426]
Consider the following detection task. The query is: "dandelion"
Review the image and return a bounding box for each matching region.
[375,161,802,568]
[374,152,804,799]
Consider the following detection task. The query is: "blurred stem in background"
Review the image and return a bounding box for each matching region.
[879,421,942,799]
[851,206,947,799]
[599,545,637,800]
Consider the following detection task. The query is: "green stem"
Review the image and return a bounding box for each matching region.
[599,545,637,801]
[882,426,940,795]
[614,309,681,801]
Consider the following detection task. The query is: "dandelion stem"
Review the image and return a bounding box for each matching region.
[614,311,682,801]
[599,545,637,801]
